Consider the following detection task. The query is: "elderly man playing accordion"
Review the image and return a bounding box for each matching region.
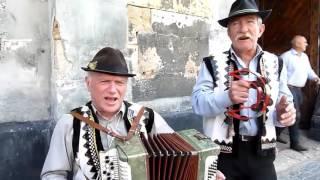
[41,47,223,180]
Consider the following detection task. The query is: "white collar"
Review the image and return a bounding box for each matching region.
[91,102,125,120]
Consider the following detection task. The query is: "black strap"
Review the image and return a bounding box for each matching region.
[203,56,215,81]
[144,107,154,133]
[72,102,104,157]
[87,103,104,152]
[203,56,219,88]
[123,101,132,132]
[278,56,284,79]
[256,52,263,74]
[72,108,81,158]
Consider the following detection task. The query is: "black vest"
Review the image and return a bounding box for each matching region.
[71,101,155,158]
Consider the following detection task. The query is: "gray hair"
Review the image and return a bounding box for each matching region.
[257,16,263,25]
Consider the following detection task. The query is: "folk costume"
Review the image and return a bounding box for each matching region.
[192,0,294,179]
[192,47,292,154]
[41,102,173,180]
[41,47,173,180]
[192,47,293,180]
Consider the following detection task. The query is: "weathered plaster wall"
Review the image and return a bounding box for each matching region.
[127,0,213,114]
[0,0,234,179]
[0,0,233,124]
[127,0,212,17]
[0,0,50,123]
[52,0,128,118]
[52,0,233,119]
[0,1,51,179]
[208,0,233,55]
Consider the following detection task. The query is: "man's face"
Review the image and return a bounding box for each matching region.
[295,36,308,52]
[227,14,265,54]
[86,72,128,119]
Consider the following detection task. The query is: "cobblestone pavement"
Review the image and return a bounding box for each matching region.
[275,130,320,180]
[277,159,320,180]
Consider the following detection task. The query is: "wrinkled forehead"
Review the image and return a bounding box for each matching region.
[228,14,260,24]
[295,36,307,44]
[87,71,128,81]
[300,37,307,43]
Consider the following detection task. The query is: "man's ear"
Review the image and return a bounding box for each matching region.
[258,24,265,38]
[85,76,90,89]
[227,27,231,38]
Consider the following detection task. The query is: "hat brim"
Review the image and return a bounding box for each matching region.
[218,10,272,28]
[81,67,136,77]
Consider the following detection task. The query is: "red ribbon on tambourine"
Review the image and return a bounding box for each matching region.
[226,68,273,121]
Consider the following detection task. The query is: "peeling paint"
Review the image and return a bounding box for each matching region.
[137,47,163,79]
[128,0,211,17]
[53,35,72,82]
[127,0,152,8]
[0,0,238,177]
[1,39,32,51]
[168,39,174,52]
[52,18,61,40]
[152,9,206,28]
[184,53,199,79]
[127,44,139,75]
[0,0,231,123]
[187,0,211,17]
[133,18,208,100]
[127,5,152,45]
[160,0,173,9]
[52,18,73,84]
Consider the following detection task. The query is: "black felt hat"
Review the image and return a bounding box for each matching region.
[82,47,135,77]
[218,0,272,27]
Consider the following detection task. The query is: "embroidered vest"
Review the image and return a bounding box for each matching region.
[71,101,154,179]
[202,50,283,155]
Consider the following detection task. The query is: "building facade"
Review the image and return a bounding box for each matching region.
[0,0,232,179]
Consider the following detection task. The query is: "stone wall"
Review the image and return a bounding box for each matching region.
[127,1,211,108]
[52,0,129,118]
[0,0,50,123]
[0,1,51,178]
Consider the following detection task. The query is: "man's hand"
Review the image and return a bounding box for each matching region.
[216,170,226,180]
[276,96,296,126]
[229,80,251,104]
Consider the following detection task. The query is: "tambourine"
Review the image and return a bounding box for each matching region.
[226,68,273,121]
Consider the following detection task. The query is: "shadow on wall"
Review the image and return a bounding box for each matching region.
[162,111,203,133]
[0,121,53,180]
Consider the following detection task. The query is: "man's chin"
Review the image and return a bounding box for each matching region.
[104,103,119,109]
[100,106,121,118]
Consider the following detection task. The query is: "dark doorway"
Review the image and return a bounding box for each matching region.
[259,0,320,128]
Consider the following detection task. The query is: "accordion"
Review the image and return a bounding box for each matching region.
[99,129,220,180]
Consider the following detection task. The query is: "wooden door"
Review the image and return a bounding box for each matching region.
[259,0,320,128]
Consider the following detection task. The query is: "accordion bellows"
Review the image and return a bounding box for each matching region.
[99,129,220,180]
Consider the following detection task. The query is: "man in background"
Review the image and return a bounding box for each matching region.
[277,35,320,151]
